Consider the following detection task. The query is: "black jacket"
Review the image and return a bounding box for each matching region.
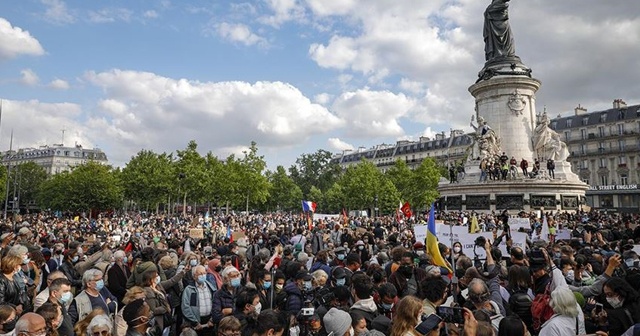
[0,274,22,307]
[58,260,82,289]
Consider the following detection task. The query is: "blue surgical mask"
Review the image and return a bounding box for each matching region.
[231,278,241,288]
[95,280,105,291]
[304,281,313,290]
[263,281,272,289]
[155,276,161,285]
[22,257,30,265]
[381,303,394,310]
[258,239,264,245]
[60,291,73,304]
[72,256,79,263]
[336,278,346,286]
[337,254,345,261]
[198,275,207,284]
[190,259,198,267]
[123,257,128,264]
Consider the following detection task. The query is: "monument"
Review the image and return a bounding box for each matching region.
[438,0,588,213]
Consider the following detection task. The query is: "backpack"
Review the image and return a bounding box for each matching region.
[509,291,533,315]
[531,283,554,332]
[403,274,418,297]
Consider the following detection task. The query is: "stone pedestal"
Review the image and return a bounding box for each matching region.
[469,76,541,162]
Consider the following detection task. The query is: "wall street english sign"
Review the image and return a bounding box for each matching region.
[588,185,639,191]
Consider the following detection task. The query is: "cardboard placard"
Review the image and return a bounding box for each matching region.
[413,225,428,242]
[509,218,531,232]
[189,229,204,239]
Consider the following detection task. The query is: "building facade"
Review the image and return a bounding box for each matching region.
[551,100,640,212]
[330,130,472,172]
[0,144,109,175]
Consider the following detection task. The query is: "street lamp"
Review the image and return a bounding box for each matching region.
[374,194,379,218]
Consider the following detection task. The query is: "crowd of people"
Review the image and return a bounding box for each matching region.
[0,209,639,336]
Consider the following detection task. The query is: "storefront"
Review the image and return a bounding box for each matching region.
[587,184,640,213]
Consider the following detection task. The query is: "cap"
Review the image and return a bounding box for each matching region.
[413,241,425,249]
[295,271,313,281]
[333,267,347,279]
[18,227,30,236]
[334,247,346,254]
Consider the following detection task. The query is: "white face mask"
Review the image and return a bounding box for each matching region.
[254,302,262,314]
[349,327,354,336]
[607,296,624,309]
[453,247,461,253]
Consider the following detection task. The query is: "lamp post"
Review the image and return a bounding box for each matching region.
[374,194,379,218]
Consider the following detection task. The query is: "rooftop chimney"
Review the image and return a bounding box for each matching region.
[613,99,627,109]
[574,104,587,116]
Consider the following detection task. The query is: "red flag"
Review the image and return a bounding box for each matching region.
[342,208,348,227]
[401,202,412,218]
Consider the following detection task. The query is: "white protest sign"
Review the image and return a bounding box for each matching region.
[633,245,640,256]
[509,218,531,233]
[494,232,528,257]
[458,232,494,259]
[436,225,468,243]
[413,225,428,243]
[556,229,571,240]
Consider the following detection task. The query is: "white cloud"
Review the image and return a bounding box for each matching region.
[88,8,133,23]
[83,69,344,165]
[0,18,45,60]
[331,89,416,138]
[215,22,268,47]
[20,69,39,86]
[48,78,70,90]
[41,0,75,24]
[327,138,354,151]
[313,93,332,105]
[259,0,306,27]
[305,0,357,17]
[143,10,159,19]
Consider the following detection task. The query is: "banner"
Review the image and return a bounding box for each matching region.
[434,228,526,259]
[313,213,340,220]
[556,229,572,240]
[189,229,204,239]
[508,218,531,233]
[414,225,428,242]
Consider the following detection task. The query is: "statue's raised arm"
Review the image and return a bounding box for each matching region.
[483,0,515,61]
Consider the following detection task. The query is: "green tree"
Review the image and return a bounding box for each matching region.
[377,177,401,215]
[120,150,174,210]
[238,141,270,212]
[175,141,207,215]
[385,159,414,201]
[7,162,47,210]
[289,149,341,195]
[308,186,323,211]
[409,158,441,210]
[340,159,382,210]
[267,165,303,211]
[324,182,345,214]
[37,171,72,211]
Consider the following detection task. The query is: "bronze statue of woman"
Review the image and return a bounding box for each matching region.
[483,0,515,61]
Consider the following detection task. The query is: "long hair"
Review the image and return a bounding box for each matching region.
[390,296,422,336]
[35,302,60,336]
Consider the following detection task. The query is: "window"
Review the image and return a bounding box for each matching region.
[598,126,605,137]
[581,129,587,140]
[581,178,590,185]
[600,113,607,122]
[564,131,571,142]
[580,144,587,155]
[619,139,625,151]
[566,119,572,127]
[582,160,589,169]
[551,121,557,129]
[618,123,625,135]
[620,174,629,185]
[600,175,608,186]
[618,110,626,120]
[599,158,606,168]
[598,142,605,151]
[619,156,626,165]
[582,117,589,125]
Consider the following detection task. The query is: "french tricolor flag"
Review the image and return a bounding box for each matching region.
[302,200,317,212]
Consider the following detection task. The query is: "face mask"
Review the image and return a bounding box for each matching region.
[626,259,637,268]
[416,251,425,256]
[155,276,161,285]
[565,270,575,282]
[215,266,223,272]
[358,246,364,250]
[553,252,561,259]
[196,274,207,284]
[231,278,241,288]
[607,296,624,309]
[258,239,264,245]
[60,291,73,304]
[336,278,346,286]
[72,256,79,263]
[22,257,30,265]
[263,281,272,289]
[453,247,461,253]
[190,259,198,267]
[276,284,284,291]
[95,280,105,291]
[2,317,17,332]
[77,247,84,255]
[254,302,262,314]
[337,254,345,261]
[123,257,128,264]
[304,281,313,291]
[381,303,394,310]
[349,327,355,336]
[400,265,413,277]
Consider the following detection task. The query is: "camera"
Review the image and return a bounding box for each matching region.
[315,287,335,306]
[300,308,314,316]
[474,236,487,247]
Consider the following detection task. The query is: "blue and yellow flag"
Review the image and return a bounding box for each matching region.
[427,204,451,272]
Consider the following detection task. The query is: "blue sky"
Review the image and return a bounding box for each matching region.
[1,0,639,169]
